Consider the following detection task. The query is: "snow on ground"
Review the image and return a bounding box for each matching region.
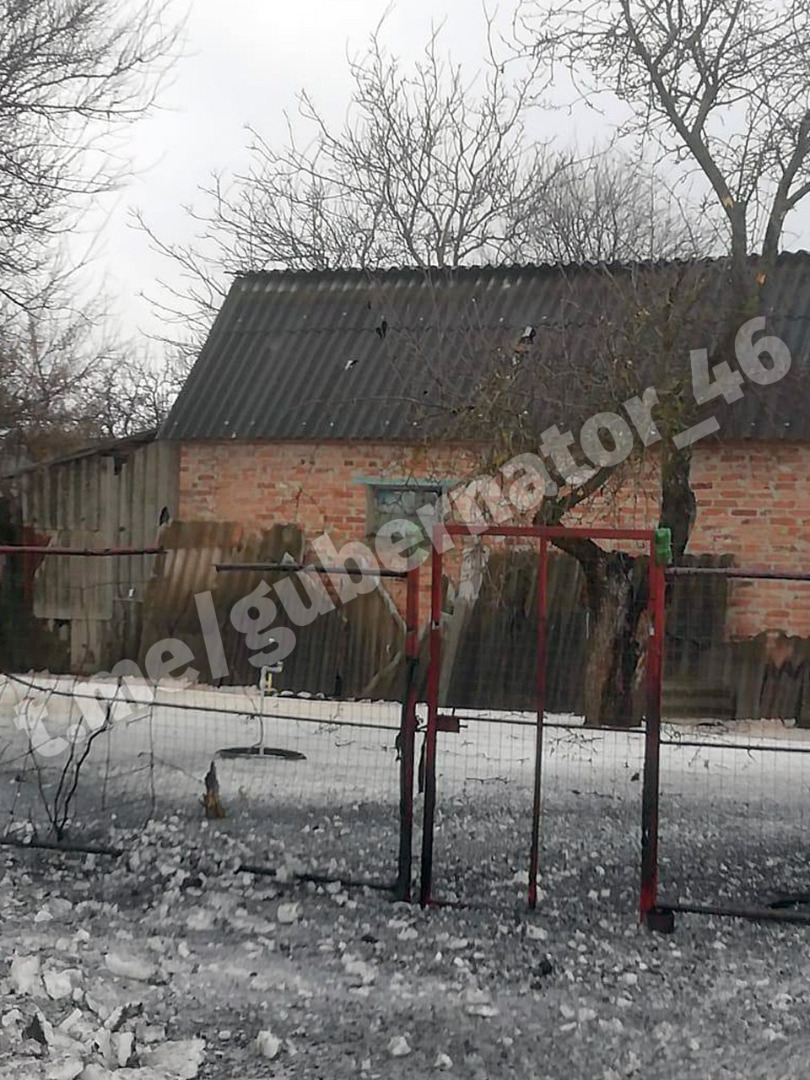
[0,676,810,1076]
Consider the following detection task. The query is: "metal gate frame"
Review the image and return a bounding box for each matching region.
[417,524,666,912]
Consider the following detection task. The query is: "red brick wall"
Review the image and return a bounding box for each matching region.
[178,439,810,640]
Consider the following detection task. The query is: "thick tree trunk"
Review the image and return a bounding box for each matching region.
[581,550,648,728]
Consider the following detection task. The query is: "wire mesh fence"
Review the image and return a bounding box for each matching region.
[423,708,647,914]
[649,569,810,925]
[0,673,408,888]
[419,524,662,915]
[657,723,810,914]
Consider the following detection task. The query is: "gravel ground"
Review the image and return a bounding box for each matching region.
[2,789,810,1080]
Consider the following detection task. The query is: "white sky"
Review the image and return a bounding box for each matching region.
[84,0,810,351]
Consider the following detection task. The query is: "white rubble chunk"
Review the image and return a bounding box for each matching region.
[465,987,498,1018]
[388,1035,412,1057]
[141,1038,206,1078]
[186,907,216,932]
[526,925,548,942]
[104,953,156,983]
[44,970,76,1001]
[79,1067,112,1080]
[113,1030,135,1067]
[276,902,301,925]
[434,1052,453,1070]
[255,1030,281,1060]
[46,1058,84,1080]
[10,954,45,997]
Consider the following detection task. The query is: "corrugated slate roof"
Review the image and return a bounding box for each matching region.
[160,254,810,443]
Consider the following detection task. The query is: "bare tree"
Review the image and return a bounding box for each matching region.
[0,274,181,465]
[0,0,179,310]
[536,152,711,264]
[142,17,701,363]
[491,0,810,723]
[91,353,187,439]
[521,0,810,285]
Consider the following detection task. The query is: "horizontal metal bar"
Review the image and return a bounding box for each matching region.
[0,836,123,857]
[443,524,654,541]
[215,561,407,578]
[447,712,645,733]
[661,738,810,754]
[436,714,461,733]
[4,675,401,733]
[0,546,162,557]
[238,863,395,892]
[657,899,810,925]
[666,566,810,582]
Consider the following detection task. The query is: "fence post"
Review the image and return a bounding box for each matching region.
[395,565,420,902]
[528,537,548,910]
[419,539,444,907]
[640,550,666,925]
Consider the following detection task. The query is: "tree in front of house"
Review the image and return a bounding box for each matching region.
[490,0,810,724]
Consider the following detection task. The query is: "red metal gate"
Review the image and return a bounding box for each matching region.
[417,524,666,912]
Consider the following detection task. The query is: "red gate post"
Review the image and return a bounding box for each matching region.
[419,536,444,907]
[640,545,667,927]
[395,565,420,902]
[528,538,548,910]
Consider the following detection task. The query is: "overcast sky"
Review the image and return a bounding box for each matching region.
[88,0,810,352]
[92,0,538,346]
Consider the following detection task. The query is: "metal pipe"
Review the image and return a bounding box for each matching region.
[443,525,653,542]
[0,837,123,857]
[528,537,548,911]
[0,546,162,557]
[661,738,810,754]
[395,565,420,903]
[658,899,810,925]
[666,567,810,582]
[238,863,395,893]
[640,548,666,924]
[419,537,444,908]
[215,562,407,578]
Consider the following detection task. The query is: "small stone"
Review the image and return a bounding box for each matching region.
[388,1035,411,1057]
[256,1030,281,1060]
[113,1030,135,1067]
[46,1059,83,1080]
[10,955,44,997]
[526,925,548,942]
[276,902,301,925]
[142,1038,206,1078]
[79,1066,111,1080]
[434,1052,453,1070]
[104,953,156,983]
[44,971,74,1001]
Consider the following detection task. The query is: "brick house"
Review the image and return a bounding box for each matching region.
[161,256,810,639]
[13,257,808,714]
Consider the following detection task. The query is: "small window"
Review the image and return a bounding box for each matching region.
[366,482,443,538]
